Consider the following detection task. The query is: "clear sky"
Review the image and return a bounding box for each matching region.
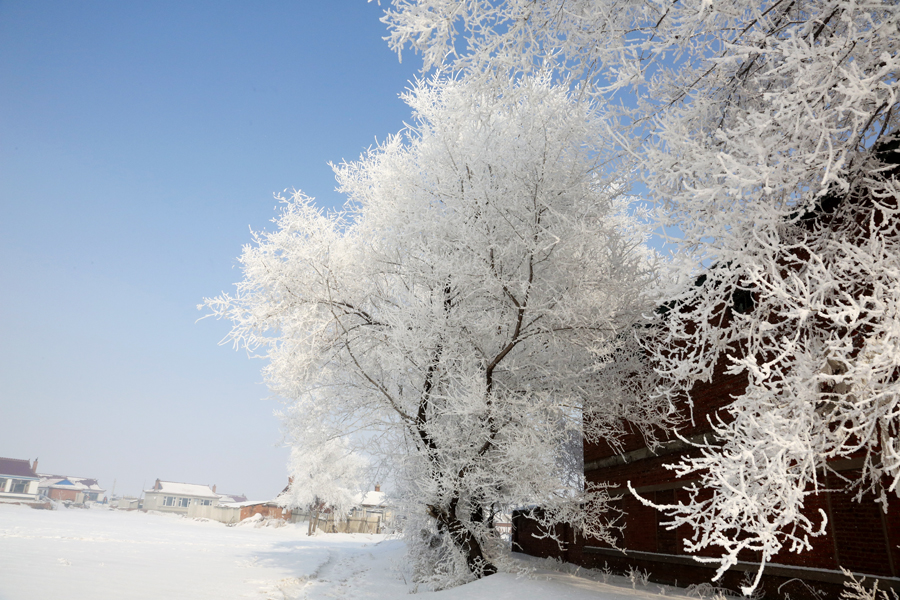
[0,1,423,499]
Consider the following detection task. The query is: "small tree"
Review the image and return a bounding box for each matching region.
[204,74,667,587]
[277,412,368,534]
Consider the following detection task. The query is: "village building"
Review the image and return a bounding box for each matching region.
[216,492,247,504]
[142,479,219,515]
[38,474,105,504]
[224,499,292,522]
[140,478,299,525]
[114,496,141,510]
[514,359,900,598]
[351,486,389,526]
[306,486,393,534]
[582,359,899,597]
[0,457,40,504]
[513,294,900,599]
[184,485,293,524]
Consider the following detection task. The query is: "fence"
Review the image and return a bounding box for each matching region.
[307,511,382,534]
[186,503,242,524]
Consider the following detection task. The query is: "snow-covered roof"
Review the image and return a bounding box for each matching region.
[220,500,279,508]
[146,481,218,498]
[38,474,105,492]
[37,476,67,487]
[358,490,386,507]
[217,493,248,503]
[0,457,38,479]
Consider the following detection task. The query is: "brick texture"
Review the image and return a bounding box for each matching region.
[516,354,900,598]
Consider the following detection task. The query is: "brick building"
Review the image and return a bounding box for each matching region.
[38,474,105,504]
[233,501,291,521]
[514,165,900,596]
[513,353,900,598]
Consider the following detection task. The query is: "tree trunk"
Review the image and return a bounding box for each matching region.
[428,498,497,578]
[308,506,319,536]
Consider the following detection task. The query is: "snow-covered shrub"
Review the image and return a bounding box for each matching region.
[840,568,900,600]
[599,562,613,584]
[627,565,650,589]
[685,581,739,599]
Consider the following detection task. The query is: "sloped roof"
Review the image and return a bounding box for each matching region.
[0,457,37,478]
[221,499,279,508]
[38,474,105,492]
[37,476,68,487]
[147,480,218,498]
[358,490,386,507]
[217,493,248,503]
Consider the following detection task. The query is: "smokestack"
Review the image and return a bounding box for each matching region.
[375,484,381,492]
[31,458,38,474]
[212,484,216,493]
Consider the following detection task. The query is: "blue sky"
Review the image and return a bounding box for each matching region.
[0,1,422,499]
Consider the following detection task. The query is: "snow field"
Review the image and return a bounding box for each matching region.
[0,504,689,599]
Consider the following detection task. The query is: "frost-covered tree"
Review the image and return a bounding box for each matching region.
[277,412,368,521]
[382,0,900,592]
[204,74,667,587]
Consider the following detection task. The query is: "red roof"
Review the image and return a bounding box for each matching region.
[0,457,37,478]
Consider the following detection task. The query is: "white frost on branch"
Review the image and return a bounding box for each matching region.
[381,1,900,592]
[203,73,668,588]
[276,413,368,517]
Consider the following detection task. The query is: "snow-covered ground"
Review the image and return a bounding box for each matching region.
[0,504,691,599]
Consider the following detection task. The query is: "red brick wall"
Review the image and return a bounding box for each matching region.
[512,510,580,562]
[239,505,291,521]
[48,488,78,502]
[885,486,900,578]
[584,358,743,465]
[824,470,895,576]
[516,351,900,596]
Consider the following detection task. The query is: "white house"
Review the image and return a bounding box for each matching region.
[142,479,219,515]
[0,457,41,503]
[353,487,387,520]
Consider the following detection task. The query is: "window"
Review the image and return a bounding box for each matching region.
[0,478,8,492]
[200,499,212,506]
[10,480,28,494]
[177,497,190,508]
[163,496,176,507]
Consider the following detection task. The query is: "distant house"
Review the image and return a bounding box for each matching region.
[352,486,388,522]
[307,485,394,534]
[0,457,40,503]
[142,479,219,515]
[38,474,106,504]
[198,485,290,524]
[185,491,255,524]
[225,499,292,522]
[114,496,141,510]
